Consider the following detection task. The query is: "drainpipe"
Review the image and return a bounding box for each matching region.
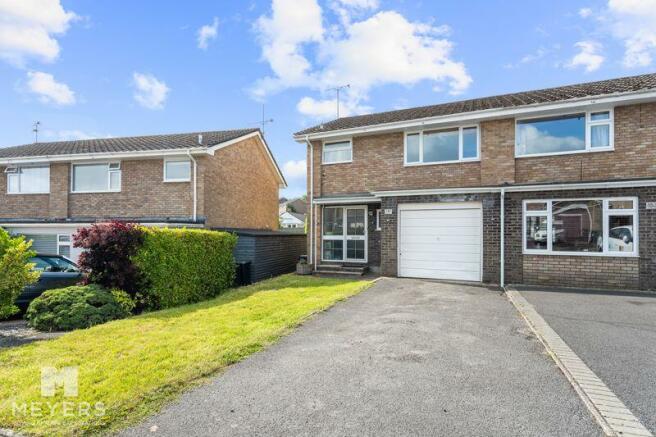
[500,188,505,288]
[187,149,198,223]
[305,135,315,271]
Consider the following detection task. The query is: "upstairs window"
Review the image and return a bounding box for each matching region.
[5,165,50,194]
[322,140,352,164]
[72,162,121,193]
[164,159,191,182]
[405,126,479,165]
[516,110,613,157]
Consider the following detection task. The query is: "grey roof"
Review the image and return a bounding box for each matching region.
[295,72,656,136]
[0,128,259,159]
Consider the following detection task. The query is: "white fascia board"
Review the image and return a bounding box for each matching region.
[294,90,656,142]
[0,148,209,166]
[0,222,205,228]
[313,196,381,205]
[505,179,656,192]
[373,187,502,197]
[207,131,288,188]
[371,179,656,197]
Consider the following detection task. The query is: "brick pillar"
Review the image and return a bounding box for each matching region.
[48,163,69,219]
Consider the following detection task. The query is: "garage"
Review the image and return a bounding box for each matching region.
[398,202,482,281]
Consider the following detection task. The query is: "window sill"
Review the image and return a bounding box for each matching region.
[515,147,614,159]
[321,160,352,166]
[404,159,480,167]
[163,179,191,183]
[523,250,638,258]
[6,192,50,195]
[70,190,121,194]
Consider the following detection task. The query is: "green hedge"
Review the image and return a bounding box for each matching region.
[26,285,130,332]
[133,228,237,309]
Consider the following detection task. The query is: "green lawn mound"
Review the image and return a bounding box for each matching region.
[0,274,372,437]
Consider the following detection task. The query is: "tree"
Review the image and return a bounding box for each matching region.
[74,221,144,295]
[0,229,39,319]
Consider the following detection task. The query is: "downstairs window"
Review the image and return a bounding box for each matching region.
[523,198,637,256]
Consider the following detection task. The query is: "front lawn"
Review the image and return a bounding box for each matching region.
[0,274,372,436]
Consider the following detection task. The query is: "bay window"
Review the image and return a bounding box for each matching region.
[523,198,638,256]
[5,165,50,194]
[405,126,479,165]
[72,162,121,192]
[516,110,613,157]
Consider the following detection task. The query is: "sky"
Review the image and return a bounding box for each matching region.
[1,0,655,199]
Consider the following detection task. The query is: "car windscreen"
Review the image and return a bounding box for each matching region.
[30,256,80,273]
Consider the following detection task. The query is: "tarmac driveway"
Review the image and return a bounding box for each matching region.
[520,288,656,434]
[123,278,599,436]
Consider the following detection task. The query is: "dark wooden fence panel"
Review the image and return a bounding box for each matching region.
[215,229,307,284]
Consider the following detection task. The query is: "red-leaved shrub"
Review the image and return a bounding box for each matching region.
[74,221,144,295]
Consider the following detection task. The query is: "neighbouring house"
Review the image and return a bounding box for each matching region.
[279,196,307,230]
[280,211,305,230]
[279,197,307,215]
[0,128,286,262]
[295,73,656,291]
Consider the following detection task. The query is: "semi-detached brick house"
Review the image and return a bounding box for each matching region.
[295,73,656,291]
[0,128,286,262]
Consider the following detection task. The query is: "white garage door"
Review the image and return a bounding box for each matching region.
[398,203,482,282]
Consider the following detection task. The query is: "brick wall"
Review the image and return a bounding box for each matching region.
[308,103,656,199]
[515,103,656,183]
[523,255,640,289]
[68,159,195,219]
[505,187,656,291]
[0,165,50,219]
[203,135,280,230]
[311,132,481,196]
[480,119,515,185]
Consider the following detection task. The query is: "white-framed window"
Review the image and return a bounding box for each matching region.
[5,165,50,194]
[71,162,121,193]
[523,197,638,257]
[375,209,381,231]
[57,234,72,258]
[163,159,191,182]
[322,140,352,164]
[516,109,613,157]
[404,126,479,166]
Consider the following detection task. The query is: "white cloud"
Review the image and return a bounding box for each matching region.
[283,159,307,179]
[253,0,471,119]
[567,41,605,72]
[604,0,656,67]
[197,17,219,50]
[132,72,170,110]
[0,0,77,66]
[26,71,75,105]
[297,95,371,119]
[579,7,593,18]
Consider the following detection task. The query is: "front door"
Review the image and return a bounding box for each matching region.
[322,206,367,263]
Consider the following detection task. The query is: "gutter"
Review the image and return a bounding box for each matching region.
[187,149,198,222]
[0,147,209,166]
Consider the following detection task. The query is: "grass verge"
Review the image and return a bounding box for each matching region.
[0,274,372,436]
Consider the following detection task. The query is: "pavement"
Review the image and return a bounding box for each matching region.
[520,287,656,434]
[0,319,62,348]
[122,278,600,436]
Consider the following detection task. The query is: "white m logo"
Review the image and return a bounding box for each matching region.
[41,367,78,397]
